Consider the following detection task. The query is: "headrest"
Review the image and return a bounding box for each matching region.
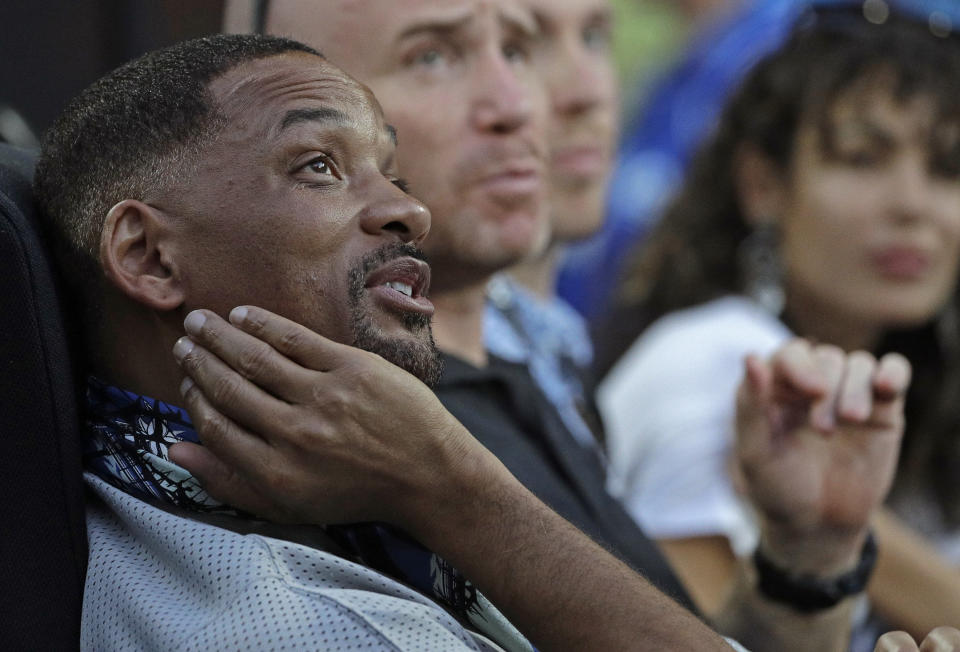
[0,142,86,648]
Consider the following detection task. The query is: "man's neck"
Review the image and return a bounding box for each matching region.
[431,281,490,368]
[506,245,560,302]
[93,298,186,406]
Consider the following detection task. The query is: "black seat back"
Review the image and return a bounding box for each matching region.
[0,143,86,649]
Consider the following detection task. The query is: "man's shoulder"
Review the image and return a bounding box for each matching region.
[83,475,493,651]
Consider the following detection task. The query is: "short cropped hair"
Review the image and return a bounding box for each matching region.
[34,33,321,300]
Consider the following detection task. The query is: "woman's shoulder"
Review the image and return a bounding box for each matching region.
[601,295,792,396]
[648,295,788,343]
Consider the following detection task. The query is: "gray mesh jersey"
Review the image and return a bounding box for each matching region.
[82,474,507,651]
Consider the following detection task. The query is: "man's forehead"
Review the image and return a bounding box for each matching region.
[209,53,383,133]
[268,0,536,64]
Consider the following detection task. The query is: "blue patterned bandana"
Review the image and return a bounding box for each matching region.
[83,376,531,652]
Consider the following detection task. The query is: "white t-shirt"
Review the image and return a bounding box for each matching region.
[599,296,791,556]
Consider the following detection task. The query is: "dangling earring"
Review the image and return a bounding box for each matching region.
[738,222,785,316]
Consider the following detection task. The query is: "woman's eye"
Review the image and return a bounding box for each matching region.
[843,150,881,167]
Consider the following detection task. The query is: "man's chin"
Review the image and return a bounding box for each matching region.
[352,327,444,387]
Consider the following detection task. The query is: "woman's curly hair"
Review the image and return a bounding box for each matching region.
[597,9,960,526]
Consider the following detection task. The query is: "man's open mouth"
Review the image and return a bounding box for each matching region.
[363,256,434,317]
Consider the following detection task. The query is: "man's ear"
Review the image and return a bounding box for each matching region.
[733,144,788,227]
[99,199,184,311]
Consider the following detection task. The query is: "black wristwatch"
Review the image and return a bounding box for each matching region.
[753,532,878,612]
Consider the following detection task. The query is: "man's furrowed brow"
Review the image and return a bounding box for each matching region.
[280,107,351,132]
[500,6,539,40]
[396,12,472,41]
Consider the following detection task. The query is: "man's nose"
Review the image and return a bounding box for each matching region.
[358,188,431,244]
[470,50,536,134]
[550,46,611,119]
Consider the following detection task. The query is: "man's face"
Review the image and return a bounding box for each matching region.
[525,0,618,242]
[267,0,551,291]
[164,53,442,383]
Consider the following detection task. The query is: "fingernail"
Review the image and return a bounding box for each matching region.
[184,310,207,335]
[173,336,195,361]
[179,376,194,396]
[229,306,248,325]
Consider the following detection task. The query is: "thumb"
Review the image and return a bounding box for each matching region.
[169,442,277,517]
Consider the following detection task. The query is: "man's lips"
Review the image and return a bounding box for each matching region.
[473,157,544,199]
[364,256,434,317]
[551,145,609,179]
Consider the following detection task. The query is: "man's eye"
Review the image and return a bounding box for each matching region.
[583,23,611,51]
[391,177,411,193]
[503,42,529,64]
[305,157,334,176]
[413,48,447,67]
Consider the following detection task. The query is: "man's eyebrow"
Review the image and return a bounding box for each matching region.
[280,107,351,132]
[396,13,472,41]
[386,124,398,146]
[499,6,539,40]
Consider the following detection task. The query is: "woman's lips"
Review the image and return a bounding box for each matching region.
[870,246,932,280]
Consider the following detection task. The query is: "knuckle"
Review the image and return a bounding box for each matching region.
[202,320,223,348]
[243,309,268,335]
[848,350,876,367]
[278,325,307,353]
[883,351,911,370]
[816,344,845,365]
[210,373,241,406]
[235,343,272,379]
[309,382,349,416]
[181,348,205,374]
[198,409,230,442]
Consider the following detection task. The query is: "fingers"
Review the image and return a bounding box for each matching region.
[873,352,912,402]
[176,372,275,474]
[182,309,313,403]
[835,351,876,423]
[174,332,296,439]
[766,339,912,432]
[876,631,919,652]
[771,339,829,399]
[228,305,355,372]
[920,627,960,652]
[869,352,911,427]
[809,345,846,431]
[880,627,960,652]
